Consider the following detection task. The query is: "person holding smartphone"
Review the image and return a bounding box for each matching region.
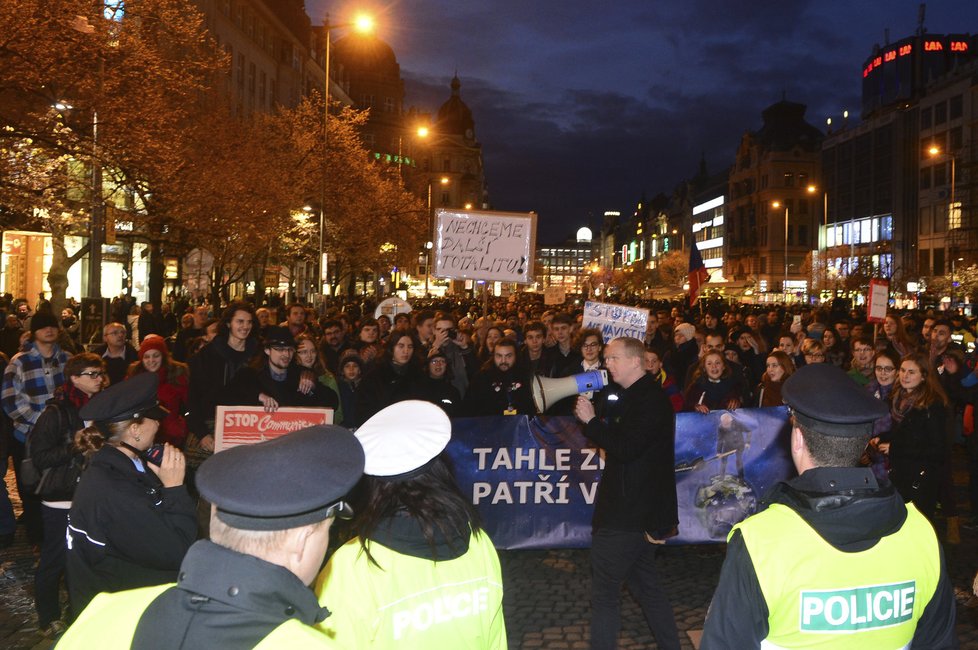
[66,372,196,618]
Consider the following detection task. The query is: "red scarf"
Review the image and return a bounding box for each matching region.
[62,381,94,410]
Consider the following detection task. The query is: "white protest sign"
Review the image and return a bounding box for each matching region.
[582,301,650,343]
[374,296,411,320]
[544,286,566,305]
[434,209,536,284]
[867,279,889,323]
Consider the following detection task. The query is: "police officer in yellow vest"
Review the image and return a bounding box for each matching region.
[56,425,365,649]
[702,363,957,649]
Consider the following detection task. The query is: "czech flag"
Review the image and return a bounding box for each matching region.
[688,241,709,306]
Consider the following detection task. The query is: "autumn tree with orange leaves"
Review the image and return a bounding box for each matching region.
[0,0,228,311]
[1,0,425,309]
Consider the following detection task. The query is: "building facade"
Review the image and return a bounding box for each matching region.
[916,60,977,282]
[725,100,824,302]
[822,31,976,303]
[537,228,595,294]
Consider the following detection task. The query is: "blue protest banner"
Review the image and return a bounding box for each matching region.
[447,407,793,549]
[673,407,793,543]
[447,416,600,549]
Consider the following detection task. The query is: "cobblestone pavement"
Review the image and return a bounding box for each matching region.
[2,452,977,649]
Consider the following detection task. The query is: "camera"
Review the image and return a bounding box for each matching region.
[447,328,459,340]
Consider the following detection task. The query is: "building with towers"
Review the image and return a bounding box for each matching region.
[419,75,488,213]
[328,29,488,296]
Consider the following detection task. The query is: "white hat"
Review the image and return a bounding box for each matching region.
[355,401,451,479]
[674,322,696,342]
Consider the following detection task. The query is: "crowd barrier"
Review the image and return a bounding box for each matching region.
[446,407,793,549]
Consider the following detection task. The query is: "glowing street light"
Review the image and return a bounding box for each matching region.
[423,177,451,295]
[929,144,960,306]
[319,12,374,300]
[773,200,789,303]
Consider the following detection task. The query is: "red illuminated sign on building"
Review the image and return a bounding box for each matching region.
[898,44,912,56]
[951,41,969,53]
[924,40,943,51]
[884,50,896,62]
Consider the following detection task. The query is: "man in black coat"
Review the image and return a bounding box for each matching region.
[463,338,535,416]
[91,322,138,386]
[574,336,680,650]
[221,327,337,412]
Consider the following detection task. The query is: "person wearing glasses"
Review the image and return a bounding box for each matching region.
[93,322,138,386]
[28,353,106,636]
[547,328,606,415]
[57,424,364,649]
[863,350,900,483]
[846,336,876,387]
[876,352,950,521]
[315,401,506,648]
[799,338,826,365]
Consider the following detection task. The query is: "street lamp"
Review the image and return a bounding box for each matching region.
[807,184,829,301]
[424,176,450,295]
[319,13,373,303]
[773,201,789,303]
[69,14,103,298]
[670,228,685,251]
[929,145,959,307]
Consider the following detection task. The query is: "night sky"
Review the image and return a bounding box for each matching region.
[306,1,978,244]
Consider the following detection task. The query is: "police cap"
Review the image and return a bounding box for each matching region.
[781,363,888,437]
[355,400,450,480]
[197,426,364,531]
[79,372,169,424]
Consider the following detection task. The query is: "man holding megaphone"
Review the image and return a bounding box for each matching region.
[573,336,681,650]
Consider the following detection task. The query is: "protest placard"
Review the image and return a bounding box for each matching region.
[867,279,889,323]
[434,209,536,284]
[544,286,566,305]
[581,300,650,342]
[214,406,333,451]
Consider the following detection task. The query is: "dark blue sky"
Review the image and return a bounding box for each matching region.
[307,1,978,243]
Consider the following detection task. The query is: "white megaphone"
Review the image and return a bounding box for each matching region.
[532,369,609,413]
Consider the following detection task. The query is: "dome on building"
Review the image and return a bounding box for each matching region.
[576,227,593,242]
[332,33,400,80]
[436,74,475,138]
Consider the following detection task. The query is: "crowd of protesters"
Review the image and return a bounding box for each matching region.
[1,288,977,638]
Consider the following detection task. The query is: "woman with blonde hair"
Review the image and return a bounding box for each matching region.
[66,373,196,617]
[800,338,826,365]
[877,351,949,520]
